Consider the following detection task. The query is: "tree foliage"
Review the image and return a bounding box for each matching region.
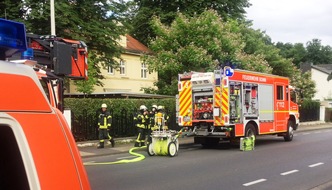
[306,39,332,65]
[130,0,251,45]
[143,10,271,95]
[0,0,130,93]
[275,42,307,68]
[143,10,316,100]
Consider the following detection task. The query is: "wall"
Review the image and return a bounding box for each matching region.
[312,68,332,101]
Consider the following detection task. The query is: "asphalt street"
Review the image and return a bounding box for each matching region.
[78,121,330,158]
[81,122,332,190]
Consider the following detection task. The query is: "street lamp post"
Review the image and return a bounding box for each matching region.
[50,0,56,36]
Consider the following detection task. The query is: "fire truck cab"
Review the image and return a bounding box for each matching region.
[0,19,90,189]
[177,67,300,146]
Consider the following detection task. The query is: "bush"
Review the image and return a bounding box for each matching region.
[299,99,320,122]
[64,98,176,117]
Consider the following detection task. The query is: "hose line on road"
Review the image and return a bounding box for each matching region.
[84,146,146,166]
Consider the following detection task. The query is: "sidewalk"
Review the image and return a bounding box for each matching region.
[78,121,332,158]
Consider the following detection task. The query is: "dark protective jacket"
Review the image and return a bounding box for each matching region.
[134,112,148,129]
[98,111,112,129]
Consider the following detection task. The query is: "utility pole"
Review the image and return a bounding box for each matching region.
[50,0,56,36]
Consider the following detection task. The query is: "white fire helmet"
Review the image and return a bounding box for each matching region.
[152,105,158,109]
[140,105,147,111]
[157,105,163,110]
[101,103,107,108]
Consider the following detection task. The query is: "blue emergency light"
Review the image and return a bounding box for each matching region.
[224,66,234,77]
[0,18,27,59]
[21,48,34,60]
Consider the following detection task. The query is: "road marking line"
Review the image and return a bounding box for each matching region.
[302,133,310,135]
[243,179,267,186]
[314,131,321,134]
[309,162,324,168]
[117,156,136,160]
[280,170,299,176]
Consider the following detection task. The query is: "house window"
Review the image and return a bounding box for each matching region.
[120,60,125,75]
[141,63,147,79]
[108,66,114,74]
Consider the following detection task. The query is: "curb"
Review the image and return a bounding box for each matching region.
[77,122,332,148]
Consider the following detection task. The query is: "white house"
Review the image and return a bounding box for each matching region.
[311,64,332,102]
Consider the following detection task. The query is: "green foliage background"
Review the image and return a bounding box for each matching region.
[64,98,176,117]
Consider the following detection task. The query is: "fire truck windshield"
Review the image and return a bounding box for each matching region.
[291,89,297,103]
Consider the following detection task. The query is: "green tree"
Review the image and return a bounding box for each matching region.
[143,10,271,95]
[130,0,251,45]
[1,0,129,93]
[0,0,25,21]
[275,42,307,68]
[235,23,315,100]
[306,39,332,65]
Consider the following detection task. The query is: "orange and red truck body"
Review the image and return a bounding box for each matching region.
[0,18,90,189]
[177,67,299,144]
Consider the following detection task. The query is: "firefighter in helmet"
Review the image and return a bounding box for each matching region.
[97,103,114,148]
[147,104,158,143]
[134,105,148,147]
[155,105,169,131]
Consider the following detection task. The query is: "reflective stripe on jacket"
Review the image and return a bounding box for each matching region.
[98,111,112,129]
[134,113,148,129]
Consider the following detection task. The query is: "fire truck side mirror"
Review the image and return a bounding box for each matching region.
[53,41,72,75]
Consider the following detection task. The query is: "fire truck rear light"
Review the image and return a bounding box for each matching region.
[178,117,182,124]
[178,83,182,91]
[224,115,229,123]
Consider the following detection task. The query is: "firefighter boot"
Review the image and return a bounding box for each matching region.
[110,138,115,147]
[97,141,104,149]
[141,142,145,146]
[134,142,140,147]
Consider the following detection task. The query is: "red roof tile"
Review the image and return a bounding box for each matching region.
[125,34,152,54]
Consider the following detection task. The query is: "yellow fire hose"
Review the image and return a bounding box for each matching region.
[84,129,185,165]
[84,146,146,166]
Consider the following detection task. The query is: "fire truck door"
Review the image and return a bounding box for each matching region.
[275,84,288,132]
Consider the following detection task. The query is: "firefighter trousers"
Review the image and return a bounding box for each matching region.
[135,128,146,147]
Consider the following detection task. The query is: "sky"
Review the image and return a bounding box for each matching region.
[245,0,332,46]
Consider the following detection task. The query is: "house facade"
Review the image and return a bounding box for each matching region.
[68,35,157,94]
[311,64,332,101]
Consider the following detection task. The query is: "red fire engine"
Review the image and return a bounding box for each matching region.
[0,18,90,189]
[8,28,88,112]
[177,67,300,145]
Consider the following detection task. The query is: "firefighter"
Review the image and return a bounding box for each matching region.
[147,104,158,144]
[155,105,169,131]
[97,103,114,148]
[134,105,148,147]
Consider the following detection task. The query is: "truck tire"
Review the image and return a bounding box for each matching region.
[245,123,256,138]
[284,121,294,142]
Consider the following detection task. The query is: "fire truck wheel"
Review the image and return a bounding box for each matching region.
[284,121,294,142]
[147,143,155,156]
[168,142,177,157]
[245,123,256,138]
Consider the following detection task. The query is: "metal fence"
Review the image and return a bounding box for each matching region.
[299,106,320,122]
[71,109,178,142]
[71,105,321,141]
